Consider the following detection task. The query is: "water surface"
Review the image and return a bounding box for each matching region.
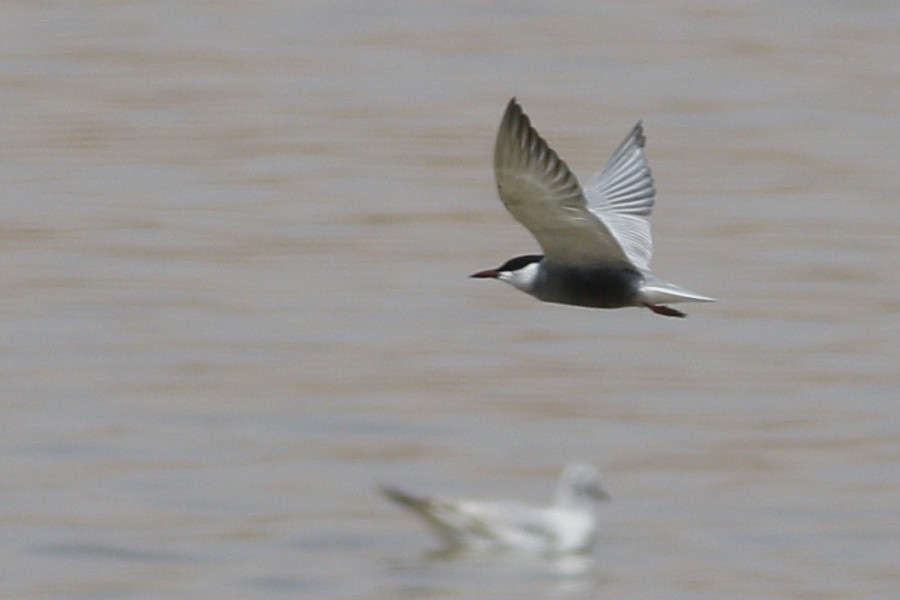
[1,2,899,599]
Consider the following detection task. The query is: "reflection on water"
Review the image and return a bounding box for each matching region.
[387,551,599,599]
[2,1,899,599]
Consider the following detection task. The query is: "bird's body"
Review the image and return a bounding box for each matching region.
[531,260,642,309]
[472,98,714,317]
[379,463,608,555]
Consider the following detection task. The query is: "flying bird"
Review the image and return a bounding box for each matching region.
[472,98,714,317]
[379,463,609,555]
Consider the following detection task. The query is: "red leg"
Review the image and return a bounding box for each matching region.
[645,303,686,318]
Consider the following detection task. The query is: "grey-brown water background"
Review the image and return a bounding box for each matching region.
[2,2,899,598]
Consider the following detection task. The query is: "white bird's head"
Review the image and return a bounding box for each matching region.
[471,254,543,294]
[555,463,610,508]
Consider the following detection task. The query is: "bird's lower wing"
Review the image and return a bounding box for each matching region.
[590,211,653,271]
[584,121,656,270]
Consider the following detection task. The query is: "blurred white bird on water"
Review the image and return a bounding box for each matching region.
[379,463,609,555]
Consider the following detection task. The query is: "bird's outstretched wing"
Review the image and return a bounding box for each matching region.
[493,98,630,266]
[583,122,655,271]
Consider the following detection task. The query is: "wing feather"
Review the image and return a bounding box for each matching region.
[584,121,657,270]
[493,99,630,266]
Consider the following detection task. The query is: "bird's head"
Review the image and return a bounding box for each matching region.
[555,463,610,507]
[471,254,543,293]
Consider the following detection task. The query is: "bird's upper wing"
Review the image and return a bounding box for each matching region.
[380,485,478,548]
[493,99,630,266]
[381,484,559,551]
[453,501,595,553]
[583,122,656,271]
[446,500,561,551]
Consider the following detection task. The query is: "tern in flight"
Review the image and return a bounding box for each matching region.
[472,98,714,317]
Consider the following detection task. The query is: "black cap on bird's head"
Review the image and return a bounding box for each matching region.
[470,254,543,279]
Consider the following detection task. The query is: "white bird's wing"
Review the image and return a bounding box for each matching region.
[447,500,561,551]
[493,99,631,266]
[381,484,552,550]
[380,485,596,553]
[379,485,478,549]
[583,122,655,271]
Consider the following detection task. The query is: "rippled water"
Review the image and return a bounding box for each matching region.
[2,2,899,599]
